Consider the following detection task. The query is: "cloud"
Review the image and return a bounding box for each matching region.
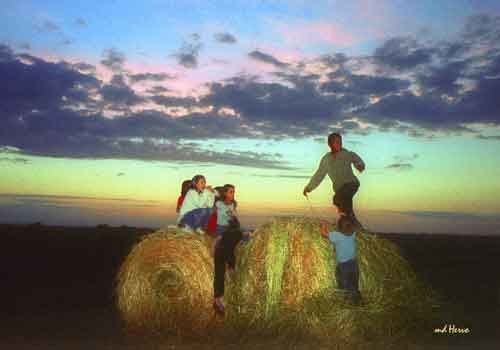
[0,157,30,164]
[385,163,413,170]
[128,72,175,83]
[100,74,145,108]
[117,172,125,176]
[172,39,202,69]
[214,32,237,44]
[146,85,171,94]
[3,13,500,161]
[320,72,410,95]
[0,52,100,115]
[476,134,500,141]
[248,50,288,68]
[150,95,197,107]
[100,48,126,72]
[373,37,434,70]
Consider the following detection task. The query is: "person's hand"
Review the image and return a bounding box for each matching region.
[206,185,214,193]
[320,222,329,238]
[303,187,310,197]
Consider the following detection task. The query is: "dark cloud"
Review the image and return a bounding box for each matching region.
[248,50,288,68]
[321,73,410,95]
[0,52,100,115]
[462,14,500,43]
[214,32,237,44]
[100,48,126,72]
[128,72,175,83]
[202,76,356,130]
[173,42,202,69]
[373,37,434,70]
[0,157,30,164]
[416,60,467,95]
[476,134,500,141]
[150,95,197,107]
[385,163,413,170]
[100,75,144,108]
[0,44,15,62]
[146,85,171,94]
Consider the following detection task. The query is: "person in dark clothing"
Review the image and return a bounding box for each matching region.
[303,132,365,225]
[213,215,251,315]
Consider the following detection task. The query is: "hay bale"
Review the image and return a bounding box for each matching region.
[225,216,439,340]
[115,229,215,336]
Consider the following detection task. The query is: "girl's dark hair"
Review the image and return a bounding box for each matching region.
[216,184,237,208]
[181,179,192,197]
[191,174,206,191]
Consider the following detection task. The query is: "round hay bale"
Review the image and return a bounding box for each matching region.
[115,230,215,336]
[225,216,440,340]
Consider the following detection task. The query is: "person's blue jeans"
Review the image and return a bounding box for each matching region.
[180,208,212,230]
[335,258,362,304]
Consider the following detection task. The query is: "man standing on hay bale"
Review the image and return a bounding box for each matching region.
[303,132,365,225]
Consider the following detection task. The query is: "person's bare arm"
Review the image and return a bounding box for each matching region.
[320,221,330,239]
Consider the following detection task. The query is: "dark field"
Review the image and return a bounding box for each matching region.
[0,223,499,349]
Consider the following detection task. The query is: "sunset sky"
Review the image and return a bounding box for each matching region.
[1,0,500,233]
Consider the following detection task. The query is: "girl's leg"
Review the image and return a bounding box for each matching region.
[213,241,226,298]
[184,208,212,230]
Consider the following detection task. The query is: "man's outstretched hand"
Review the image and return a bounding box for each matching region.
[303,187,310,197]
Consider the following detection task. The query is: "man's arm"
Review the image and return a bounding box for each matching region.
[303,156,328,196]
[350,151,365,173]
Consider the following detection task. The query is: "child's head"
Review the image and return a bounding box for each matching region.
[222,184,235,203]
[181,179,192,197]
[337,215,356,235]
[328,132,342,153]
[191,174,206,192]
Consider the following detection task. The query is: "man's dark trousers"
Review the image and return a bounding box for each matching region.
[333,181,359,219]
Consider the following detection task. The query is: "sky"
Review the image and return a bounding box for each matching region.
[1,0,500,234]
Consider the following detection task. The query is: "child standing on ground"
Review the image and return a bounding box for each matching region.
[177,175,216,234]
[320,215,362,305]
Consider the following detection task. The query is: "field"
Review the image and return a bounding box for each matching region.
[0,222,499,349]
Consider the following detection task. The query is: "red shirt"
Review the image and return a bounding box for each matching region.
[176,195,184,212]
[207,211,218,236]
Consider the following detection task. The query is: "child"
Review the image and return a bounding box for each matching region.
[212,184,250,315]
[320,215,362,305]
[304,132,365,226]
[177,175,216,234]
[176,179,193,214]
